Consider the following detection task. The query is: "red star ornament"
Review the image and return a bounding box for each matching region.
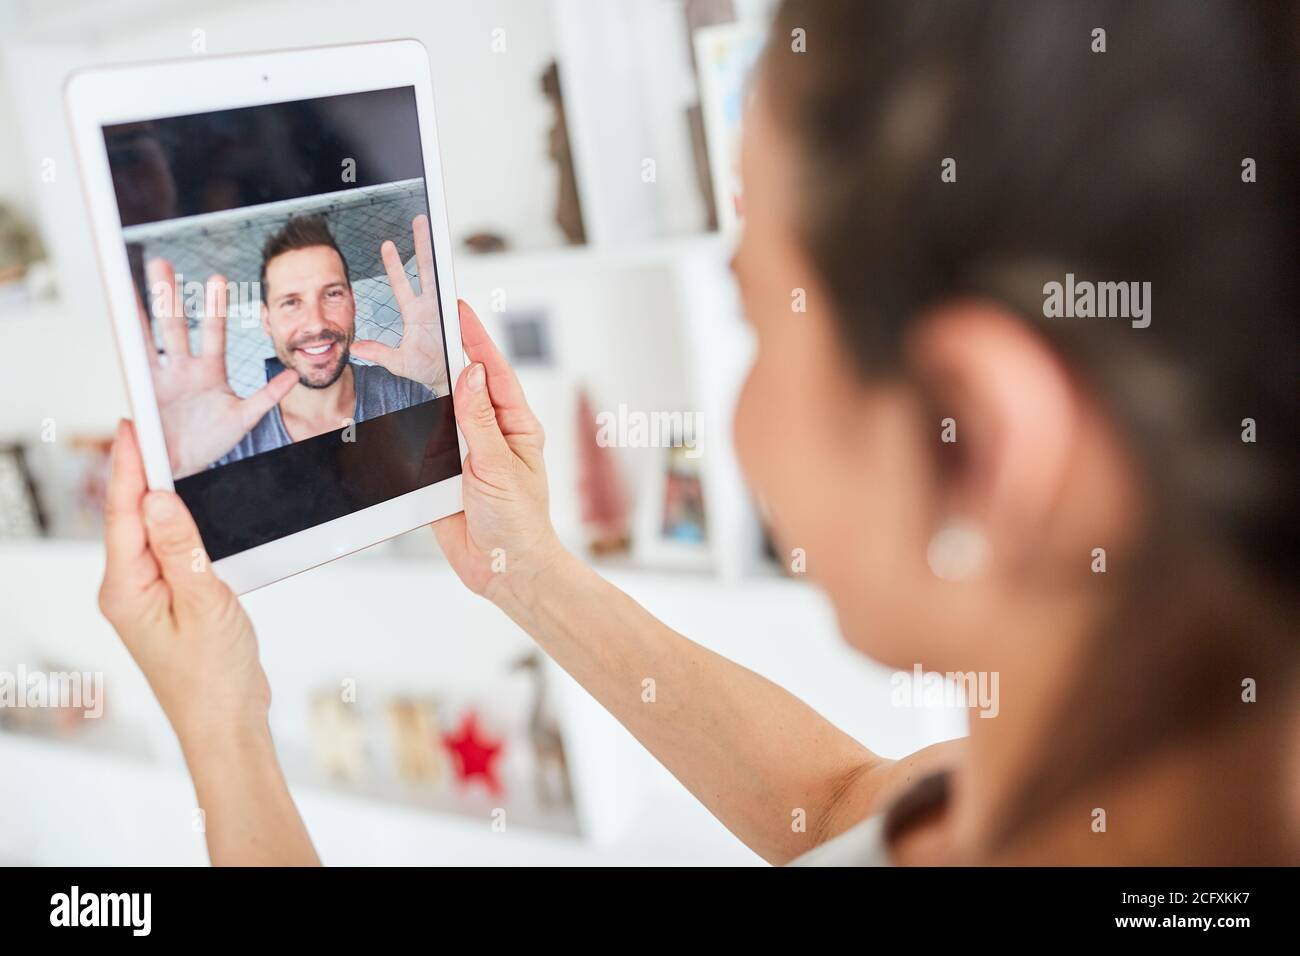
[442,711,504,794]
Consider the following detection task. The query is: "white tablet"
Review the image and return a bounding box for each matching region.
[66,40,466,593]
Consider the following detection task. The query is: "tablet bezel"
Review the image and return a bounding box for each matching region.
[65,40,466,594]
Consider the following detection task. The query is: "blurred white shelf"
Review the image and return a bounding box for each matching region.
[453,232,732,279]
[0,731,698,866]
[0,538,966,865]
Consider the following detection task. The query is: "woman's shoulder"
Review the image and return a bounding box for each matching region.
[786,811,893,867]
[786,749,961,867]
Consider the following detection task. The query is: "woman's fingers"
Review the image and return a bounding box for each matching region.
[100,420,161,613]
[142,491,227,613]
[456,300,540,438]
[431,510,469,567]
[453,362,514,482]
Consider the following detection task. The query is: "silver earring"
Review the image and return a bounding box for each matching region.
[927,520,988,581]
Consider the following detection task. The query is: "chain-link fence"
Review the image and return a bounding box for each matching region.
[123,178,434,397]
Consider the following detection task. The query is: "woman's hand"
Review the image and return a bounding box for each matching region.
[98,419,270,750]
[433,301,567,601]
[98,420,318,865]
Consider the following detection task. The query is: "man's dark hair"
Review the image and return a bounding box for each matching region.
[259,214,350,303]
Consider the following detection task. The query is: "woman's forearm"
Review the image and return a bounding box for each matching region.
[181,724,320,866]
[491,549,888,864]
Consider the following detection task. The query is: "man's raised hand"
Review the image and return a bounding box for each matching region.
[143,259,297,478]
[350,214,447,392]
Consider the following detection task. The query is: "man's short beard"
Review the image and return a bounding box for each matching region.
[297,346,350,389]
[278,329,352,389]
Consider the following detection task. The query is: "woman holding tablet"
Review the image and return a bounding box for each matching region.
[97,0,1299,866]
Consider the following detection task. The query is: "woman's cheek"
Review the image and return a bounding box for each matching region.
[732,364,765,497]
[732,351,800,535]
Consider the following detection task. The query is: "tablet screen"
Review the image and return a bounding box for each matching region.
[102,86,461,560]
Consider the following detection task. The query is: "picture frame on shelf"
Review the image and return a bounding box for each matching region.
[499,308,555,367]
[633,443,713,572]
[693,20,767,233]
[0,445,45,538]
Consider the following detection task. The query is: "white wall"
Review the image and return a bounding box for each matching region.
[4,0,564,249]
[0,0,571,441]
[0,6,33,220]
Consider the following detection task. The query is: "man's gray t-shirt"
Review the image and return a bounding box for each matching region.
[216,362,436,467]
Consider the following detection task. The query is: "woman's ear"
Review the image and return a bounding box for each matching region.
[904,301,1088,570]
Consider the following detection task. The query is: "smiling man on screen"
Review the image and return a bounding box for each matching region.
[143,213,448,479]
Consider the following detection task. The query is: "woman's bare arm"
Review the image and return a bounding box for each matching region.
[99,421,319,866]
[437,301,961,863]
[495,548,964,863]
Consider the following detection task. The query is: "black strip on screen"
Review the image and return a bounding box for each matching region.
[175,395,460,562]
[104,87,427,227]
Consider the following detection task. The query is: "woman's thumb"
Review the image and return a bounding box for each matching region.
[142,492,226,608]
[455,362,513,479]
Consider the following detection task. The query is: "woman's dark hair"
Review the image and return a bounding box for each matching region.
[765,0,1298,856]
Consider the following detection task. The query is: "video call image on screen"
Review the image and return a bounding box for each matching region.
[103,87,462,560]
